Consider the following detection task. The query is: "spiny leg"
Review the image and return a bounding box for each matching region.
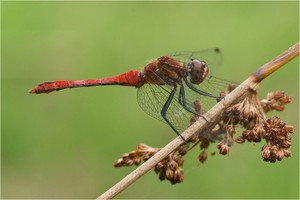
[184,78,218,99]
[183,78,220,129]
[161,84,185,141]
[179,83,214,135]
[178,82,199,116]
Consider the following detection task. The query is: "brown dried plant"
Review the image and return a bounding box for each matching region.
[114,83,293,184]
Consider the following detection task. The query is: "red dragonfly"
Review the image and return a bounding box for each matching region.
[29,48,232,140]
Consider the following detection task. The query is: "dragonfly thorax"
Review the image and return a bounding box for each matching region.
[187,59,209,84]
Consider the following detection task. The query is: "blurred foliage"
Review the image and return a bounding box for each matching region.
[1,1,299,199]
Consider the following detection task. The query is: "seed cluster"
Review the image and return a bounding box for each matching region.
[114,143,160,168]
[114,86,294,184]
[261,90,291,113]
[262,116,293,162]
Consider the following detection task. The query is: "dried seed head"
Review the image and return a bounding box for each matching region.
[113,143,160,167]
[193,100,202,114]
[217,141,229,155]
[283,148,291,157]
[242,126,264,142]
[174,156,184,166]
[188,133,199,143]
[228,83,238,92]
[235,135,245,144]
[177,144,190,156]
[154,155,184,184]
[200,138,210,149]
[174,168,184,183]
[223,91,266,129]
[219,83,238,99]
[261,90,291,113]
[113,158,125,167]
[190,100,204,126]
[198,150,208,163]
[261,116,293,162]
[167,159,179,170]
[133,157,141,165]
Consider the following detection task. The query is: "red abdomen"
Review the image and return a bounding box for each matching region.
[29,70,142,94]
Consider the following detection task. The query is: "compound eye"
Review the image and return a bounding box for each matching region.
[192,59,204,67]
[188,59,208,84]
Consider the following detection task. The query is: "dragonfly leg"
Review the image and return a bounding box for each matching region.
[184,78,218,99]
[178,82,199,116]
[161,84,186,141]
[200,114,209,122]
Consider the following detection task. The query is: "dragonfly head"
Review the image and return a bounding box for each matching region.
[187,59,209,84]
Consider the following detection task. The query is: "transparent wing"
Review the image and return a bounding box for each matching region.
[137,83,194,134]
[195,75,238,98]
[137,76,238,140]
[169,48,223,71]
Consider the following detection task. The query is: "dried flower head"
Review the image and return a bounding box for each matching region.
[261,90,291,113]
[198,150,208,163]
[154,154,184,184]
[113,85,293,184]
[262,116,293,162]
[221,88,293,163]
[223,89,266,126]
[113,144,160,167]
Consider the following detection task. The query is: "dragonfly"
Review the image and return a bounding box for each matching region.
[29,48,234,140]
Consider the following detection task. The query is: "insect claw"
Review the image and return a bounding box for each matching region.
[179,134,188,144]
[201,114,211,123]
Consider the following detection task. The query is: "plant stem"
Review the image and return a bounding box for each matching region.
[252,42,299,82]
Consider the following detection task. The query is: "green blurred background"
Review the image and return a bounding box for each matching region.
[1,1,299,199]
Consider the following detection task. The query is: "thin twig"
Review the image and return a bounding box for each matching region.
[253,42,299,82]
[97,42,299,200]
